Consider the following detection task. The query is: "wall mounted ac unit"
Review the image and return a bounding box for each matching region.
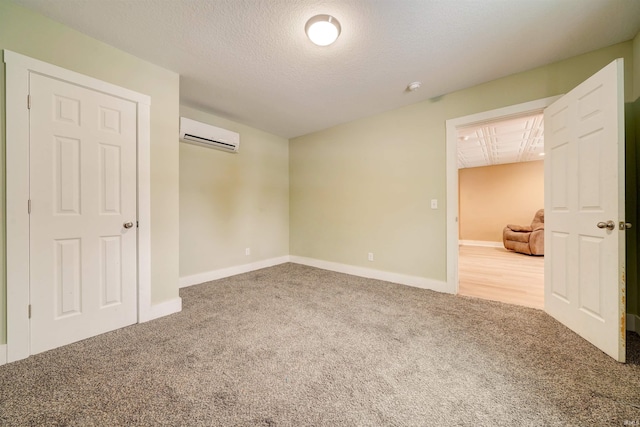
[179,117,240,153]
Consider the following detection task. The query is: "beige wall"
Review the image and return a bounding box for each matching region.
[179,106,289,277]
[459,161,544,242]
[0,0,180,343]
[290,41,634,283]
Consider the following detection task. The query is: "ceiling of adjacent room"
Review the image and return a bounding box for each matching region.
[457,113,544,169]
[13,0,640,138]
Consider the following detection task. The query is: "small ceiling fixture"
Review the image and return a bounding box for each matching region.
[407,81,422,92]
[305,15,341,46]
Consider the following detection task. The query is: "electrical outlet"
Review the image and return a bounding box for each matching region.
[431,199,438,209]
[368,252,374,261]
[245,248,251,255]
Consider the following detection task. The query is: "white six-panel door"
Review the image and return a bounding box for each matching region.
[29,73,138,354]
[544,59,626,362]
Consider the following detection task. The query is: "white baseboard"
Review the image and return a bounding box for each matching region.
[179,256,291,288]
[139,297,182,323]
[289,256,453,294]
[627,313,640,333]
[0,344,6,366]
[179,255,452,294]
[459,240,503,248]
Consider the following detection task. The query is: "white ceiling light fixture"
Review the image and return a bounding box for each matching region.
[407,81,422,92]
[305,14,341,46]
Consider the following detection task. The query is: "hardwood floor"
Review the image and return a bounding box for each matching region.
[458,244,544,309]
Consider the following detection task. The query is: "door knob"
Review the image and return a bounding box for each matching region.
[620,222,633,230]
[597,220,616,231]
[123,222,134,229]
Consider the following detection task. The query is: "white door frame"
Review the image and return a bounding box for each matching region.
[3,50,152,363]
[445,96,562,293]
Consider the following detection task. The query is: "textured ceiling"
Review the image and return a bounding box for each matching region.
[457,113,544,169]
[13,0,640,138]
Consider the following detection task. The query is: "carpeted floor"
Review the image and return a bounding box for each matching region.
[1,263,640,426]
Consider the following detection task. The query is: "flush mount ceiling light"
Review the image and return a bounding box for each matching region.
[305,14,341,46]
[407,81,422,92]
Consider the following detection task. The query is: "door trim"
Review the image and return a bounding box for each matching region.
[445,96,561,294]
[3,50,152,363]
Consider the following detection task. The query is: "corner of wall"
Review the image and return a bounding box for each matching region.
[178,106,290,280]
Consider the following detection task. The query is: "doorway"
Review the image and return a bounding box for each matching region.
[445,96,561,307]
[455,112,546,309]
[446,59,627,362]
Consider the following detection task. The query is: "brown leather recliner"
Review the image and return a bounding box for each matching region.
[503,209,544,256]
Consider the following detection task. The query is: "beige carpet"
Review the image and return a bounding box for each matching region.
[1,263,639,426]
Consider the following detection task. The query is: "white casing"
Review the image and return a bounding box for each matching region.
[179,117,239,153]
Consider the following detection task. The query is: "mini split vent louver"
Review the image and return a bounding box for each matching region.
[179,117,240,153]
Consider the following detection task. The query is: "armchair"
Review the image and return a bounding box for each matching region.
[503,209,544,256]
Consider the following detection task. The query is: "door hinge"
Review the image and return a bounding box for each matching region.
[28,304,31,319]
[27,94,31,110]
[28,199,31,214]
[137,220,139,228]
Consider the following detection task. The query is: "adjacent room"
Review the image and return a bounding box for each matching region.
[456,112,545,309]
[1,0,640,425]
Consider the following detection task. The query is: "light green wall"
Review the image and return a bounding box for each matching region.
[290,41,634,284]
[634,95,640,319]
[1,0,638,348]
[627,98,639,317]
[0,0,181,343]
[634,32,640,101]
[179,106,289,277]
[628,32,640,318]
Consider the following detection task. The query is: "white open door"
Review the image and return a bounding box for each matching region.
[544,59,626,362]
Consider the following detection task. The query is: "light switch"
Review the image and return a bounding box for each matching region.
[431,199,438,209]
